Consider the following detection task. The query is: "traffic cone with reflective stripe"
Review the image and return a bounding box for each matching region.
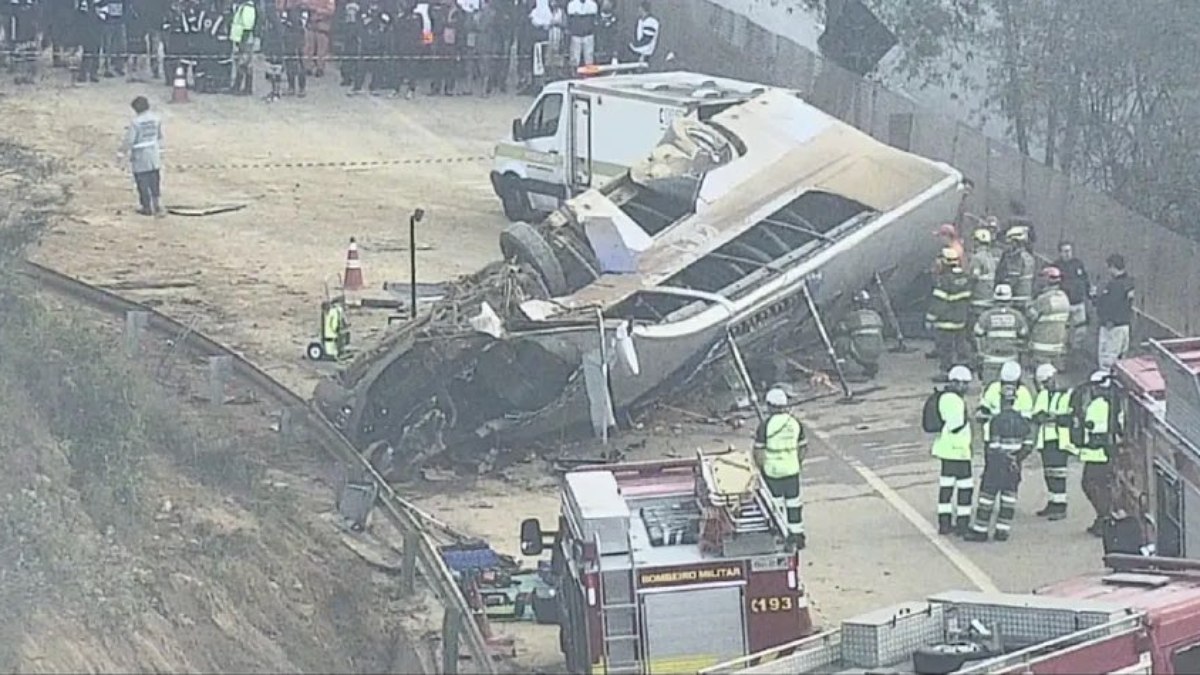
[170,65,189,104]
[342,237,365,291]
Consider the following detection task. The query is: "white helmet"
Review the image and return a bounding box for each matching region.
[1000,361,1022,383]
[993,284,1013,302]
[947,365,973,383]
[1090,369,1112,385]
[765,388,788,407]
[1035,363,1057,382]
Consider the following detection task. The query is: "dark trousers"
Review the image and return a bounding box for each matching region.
[285,53,306,92]
[934,328,969,372]
[133,169,161,211]
[764,473,804,538]
[78,22,102,80]
[1082,461,1113,524]
[971,453,1020,541]
[937,458,973,534]
[1040,442,1070,514]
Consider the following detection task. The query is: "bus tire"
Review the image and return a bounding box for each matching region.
[499,173,533,222]
[500,221,569,296]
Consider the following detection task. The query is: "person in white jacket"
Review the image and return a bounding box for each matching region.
[628,0,658,65]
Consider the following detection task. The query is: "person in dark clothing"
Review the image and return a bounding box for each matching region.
[964,387,1032,542]
[75,0,105,82]
[437,0,464,94]
[9,0,41,83]
[261,5,284,99]
[97,0,128,76]
[194,0,227,92]
[477,0,508,94]
[1094,253,1134,371]
[1052,241,1091,359]
[283,8,307,95]
[594,0,616,64]
[391,0,421,97]
[350,0,389,94]
[127,0,169,79]
[337,0,361,85]
[46,0,78,68]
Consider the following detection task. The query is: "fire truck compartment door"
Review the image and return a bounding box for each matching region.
[642,586,746,673]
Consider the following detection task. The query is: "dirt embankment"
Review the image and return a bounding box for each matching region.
[0,143,419,673]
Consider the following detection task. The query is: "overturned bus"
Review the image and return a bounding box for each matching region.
[314,87,966,470]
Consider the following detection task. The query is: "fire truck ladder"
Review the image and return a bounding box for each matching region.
[594,531,642,675]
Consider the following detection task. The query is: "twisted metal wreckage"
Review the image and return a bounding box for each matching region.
[315,89,966,472]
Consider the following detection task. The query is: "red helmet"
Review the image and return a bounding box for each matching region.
[1040,266,1062,282]
[934,223,958,238]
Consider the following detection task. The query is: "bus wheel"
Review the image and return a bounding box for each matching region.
[500,221,569,296]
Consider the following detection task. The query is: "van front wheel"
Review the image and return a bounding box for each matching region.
[499,173,533,222]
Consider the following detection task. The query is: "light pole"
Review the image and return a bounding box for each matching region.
[409,208,425,320]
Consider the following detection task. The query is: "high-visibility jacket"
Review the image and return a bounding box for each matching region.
[932,391,972,461]
[323,305,340,342]
[968,246,999,310]
[1032,386,1075,453]
[978,381,1033,442]
[230,1,256,43]
[973,306,1028,365]
[758,413,804,478]
[926,266,971,331]
[844,308,885,361]
[998,248,1036,304]
[1027,287,1071,356]
[1079,395,1121,463]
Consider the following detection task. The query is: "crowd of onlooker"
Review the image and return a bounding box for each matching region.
[0,0,662,97]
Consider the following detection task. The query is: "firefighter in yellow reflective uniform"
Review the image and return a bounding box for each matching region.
[926,247,972,374]
[973,284,1028,384]
[1079,370,1123,537]
[753,388,808,549]
[997,226,1036,310]
[977,361,1034,447]
[1032,364,1075,520]
[968,227,999,322]
[932,366,975,535]
[1026,266,1072,371]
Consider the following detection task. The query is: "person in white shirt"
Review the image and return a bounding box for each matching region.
[629,0,658,65]
[566,0,597,67]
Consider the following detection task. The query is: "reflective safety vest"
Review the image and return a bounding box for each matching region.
[968,247,999,309]
[932,391,972,461]
[1027,288,1071,356]
[973,306,1028,364]
[1032,386,1075,453]
[1079,396,1120,463]
[323,305,341,342]
[987,408,1031,458]
[845,308,885,360]
[762,413,804,478]
[926,267,971,331]
[978,381,1033,442]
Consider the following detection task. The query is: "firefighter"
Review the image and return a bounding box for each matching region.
[965,385,1032,542]
[833,290,885,380]
[1079,369,1122,537]
[229,0,256,95]
[1026,266,1071,371]
[967,227,999,322]
[932,365,974,535]
[1032,364,1074,520]
[926,247,972,376]
[934,223,966,269]
[996,226,1036,310]
[973,284,1028,385]
[321,299,349,359]
[753,388,807,549]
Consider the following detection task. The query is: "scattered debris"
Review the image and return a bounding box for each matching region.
[165,203,248,217]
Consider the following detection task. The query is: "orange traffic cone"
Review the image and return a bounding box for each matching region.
[170,65,189,104]
[342,237,365,291]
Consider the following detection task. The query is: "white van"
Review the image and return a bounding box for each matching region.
[490,71,775,221]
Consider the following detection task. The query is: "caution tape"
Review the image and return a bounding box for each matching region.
[0,47,548,63]
[65,154,491,172]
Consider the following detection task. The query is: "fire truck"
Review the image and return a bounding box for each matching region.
[1112,337,1200,556]
[700,553,1200,674]
[519,450,816,674]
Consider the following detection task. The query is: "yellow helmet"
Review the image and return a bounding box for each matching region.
[940,247,960,263]
[973,228,993,244]
[1006,226,1029,242]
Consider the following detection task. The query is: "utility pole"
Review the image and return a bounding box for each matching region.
[408,208,425,320]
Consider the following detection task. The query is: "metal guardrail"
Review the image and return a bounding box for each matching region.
[18,259,499,675]
[957,613,1146,674]
[699,631,842,674]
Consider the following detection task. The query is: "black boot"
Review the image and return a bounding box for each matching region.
[963,529,989,542]
[993,530,1010,542]
[1036,502,1055,517]
[937,515,952,535]
[1086,519,1105,537]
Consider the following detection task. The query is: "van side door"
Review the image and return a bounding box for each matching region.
[517,92,568,213]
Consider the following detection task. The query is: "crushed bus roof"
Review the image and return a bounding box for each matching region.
[572,71,773,106]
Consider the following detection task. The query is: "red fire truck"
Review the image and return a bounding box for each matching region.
[1112,337,1200,557]
[701,553,1200,674]
[519,451,816,674]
